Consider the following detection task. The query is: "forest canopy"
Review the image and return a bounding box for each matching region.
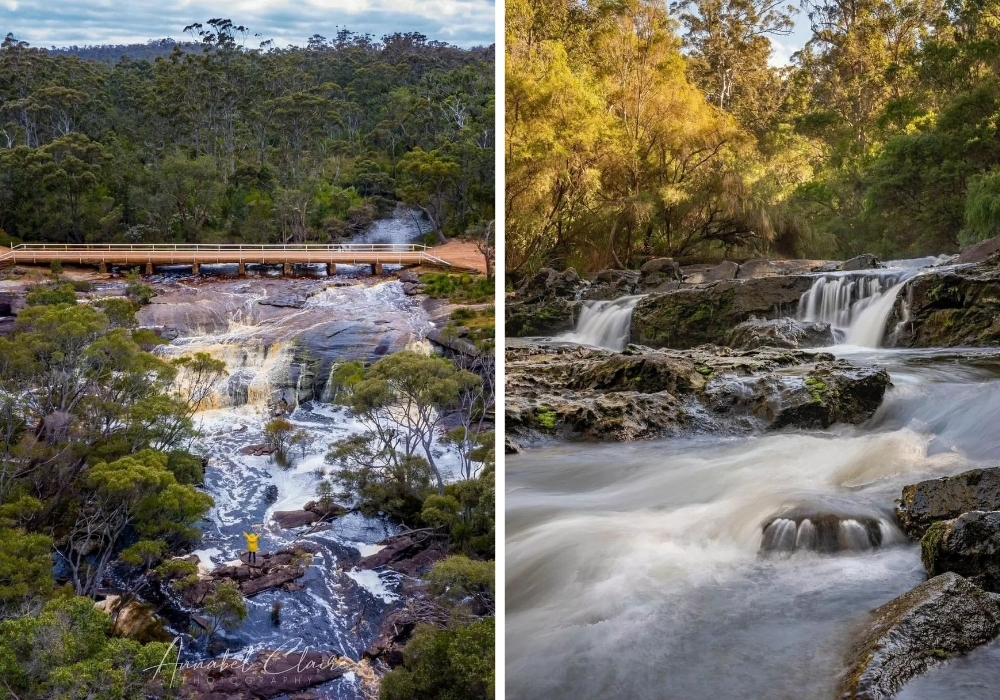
[506,0,1000,276]
[0,22,495,246]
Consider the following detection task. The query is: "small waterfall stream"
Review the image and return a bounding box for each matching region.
[798,270,915,347]
[557,295,643,350]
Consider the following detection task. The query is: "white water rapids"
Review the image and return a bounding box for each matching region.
[506,348,1000,699]
[556,295,643,350]
[797,270,916,347]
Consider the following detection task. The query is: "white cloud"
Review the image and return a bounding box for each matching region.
[5,0,496,48]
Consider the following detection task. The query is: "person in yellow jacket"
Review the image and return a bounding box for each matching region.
[243,531,260,564]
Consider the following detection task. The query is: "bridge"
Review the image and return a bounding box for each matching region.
[0,242,465,276]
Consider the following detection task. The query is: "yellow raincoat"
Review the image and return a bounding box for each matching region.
[243,532,260,553]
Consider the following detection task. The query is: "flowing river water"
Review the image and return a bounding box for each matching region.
[135,210,458,698]
[510,262,1000,699]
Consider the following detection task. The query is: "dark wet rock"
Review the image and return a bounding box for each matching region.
[956,236,1000,264]
[176,544,317,604]
[402,281,419,295]
[273,510,319,529]
[759,511,896,553]
[890,255,1000,347]
[921,511,1000,590]
[506,296,581,337]
[682,261,740,284]
[630,275,815,349]
[838,572,1000,700]
[895,467,1000,539]
[358,532,448,575]
[505,343,890,442]
[257,294,308,309]
[640,257,683,278]
[263,484,279,504]
[725,317,836,349]
[506,267,587,337]
[240,443,275,456]
[839,254,882,271]
[582,269,643,301]
[397,268,419,283]
[426,327,480,357]
[171,650,346,700]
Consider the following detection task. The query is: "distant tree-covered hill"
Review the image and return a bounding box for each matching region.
[44,38,201,63]
[0,20,495,246]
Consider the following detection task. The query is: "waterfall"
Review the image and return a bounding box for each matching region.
[558,295,643,351]
[798,271,914,347]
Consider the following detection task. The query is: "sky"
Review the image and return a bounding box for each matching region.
[1,0,496,49]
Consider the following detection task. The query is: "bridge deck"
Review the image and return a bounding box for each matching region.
[0,243,472,272]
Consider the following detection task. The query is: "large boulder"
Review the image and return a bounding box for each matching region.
[759,511,897,554]
[630,276,817,349]
[955,236,1000,264]
[582,269,642,300]
[358,532,448,576]
[725,317,836,349]
[890,255,1000,347]
[838,254,882,271]
[506,267,587,337]
[895,467,1000,539]
[921,511,1000,590]
[682,261,740,285]
[839,573,1000,700]
[736,258,834,279]
[505,343,890,443]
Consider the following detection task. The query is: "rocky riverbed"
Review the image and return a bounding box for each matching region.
[506,237,1000,700]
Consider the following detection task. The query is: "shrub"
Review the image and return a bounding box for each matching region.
[380,618,495,700]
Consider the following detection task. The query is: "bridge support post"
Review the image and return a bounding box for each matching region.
[327,262,336,276]
[238,261,246,277]
[373,262,383,276]
[191,262,200,276]
[283,262,292,276]
[98,262,107,274]
[145,262,154,276]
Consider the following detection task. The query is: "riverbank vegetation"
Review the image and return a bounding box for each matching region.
[0,285,222,694]
[0,20,494,246]
[506,0,1000,276]
[324,349,495,700]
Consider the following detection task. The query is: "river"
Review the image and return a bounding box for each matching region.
[139,208,454,698]
[507,262,1000,699]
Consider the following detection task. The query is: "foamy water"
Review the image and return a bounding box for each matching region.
[506,348,1000,699]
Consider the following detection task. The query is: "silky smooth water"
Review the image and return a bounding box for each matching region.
[506,348,1000,699]
[557,295,643,350]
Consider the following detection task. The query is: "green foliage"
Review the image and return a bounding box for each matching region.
[421,466,495,558]
[264,417,295,467]
[201,581,247,638]
[0,31,493,245]
[426,555,495,608]
[95,297,139,328]
[0,596,178,699]
[0,527,54,612]
[165,450,205,485]
[420,273,493,304]
[124,270,154,305]
[963,168,1000,247]
[24,283,77,306]
[49,259,63,277]
[380,618,495,700]
[327,435,433,522]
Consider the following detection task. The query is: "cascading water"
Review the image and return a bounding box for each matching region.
[798,270,915,347]
[557,295,643,350]
[506,349,1000,700]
